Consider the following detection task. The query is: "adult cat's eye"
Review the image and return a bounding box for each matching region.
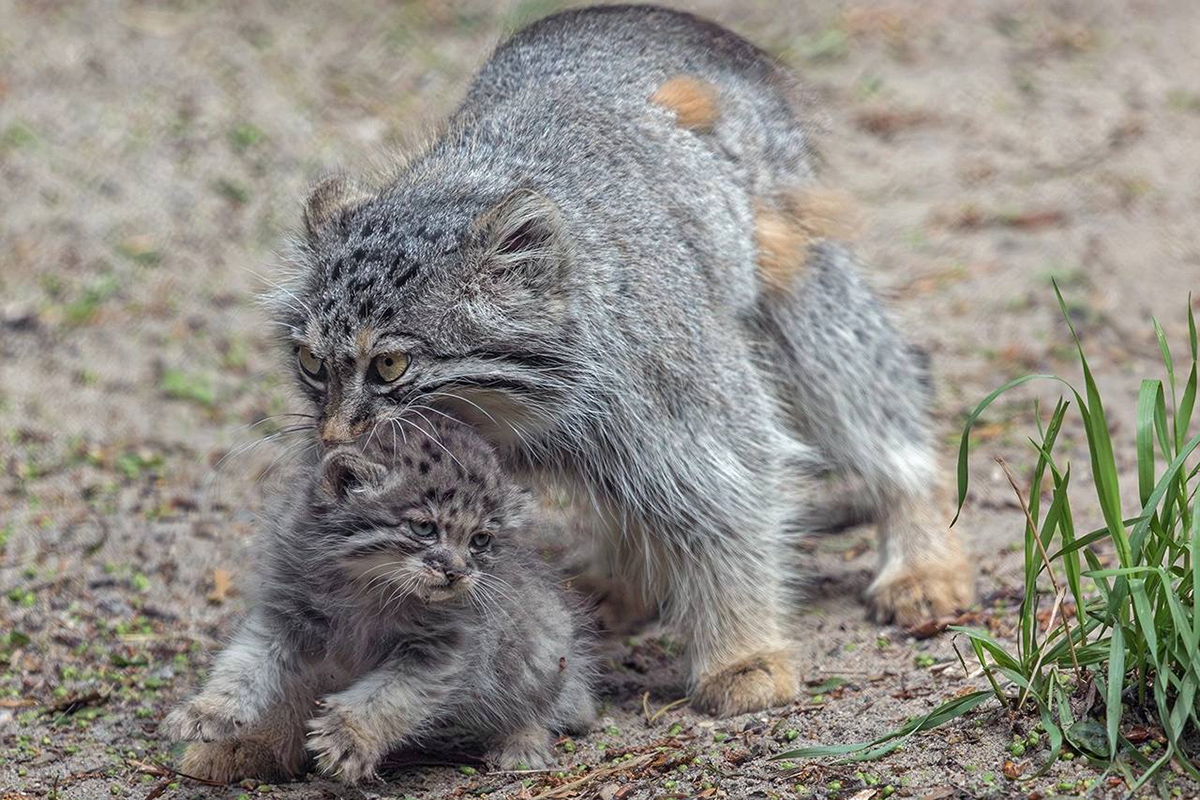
[469,533,492,551]
[408,520,437,539]
[371,351,409,383]
[297,345,326,382]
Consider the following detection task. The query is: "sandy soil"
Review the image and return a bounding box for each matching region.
[2,1,1198,798]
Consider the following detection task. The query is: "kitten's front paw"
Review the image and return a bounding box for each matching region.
[489,726,555,770]
[162,696,253,742]
[866,557,974,626]
[693,649,798,717]
[306,705,382,784]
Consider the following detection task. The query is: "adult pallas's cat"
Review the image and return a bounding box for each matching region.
[273,4,971,715]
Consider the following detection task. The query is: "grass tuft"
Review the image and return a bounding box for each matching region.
[776,286,1199,787]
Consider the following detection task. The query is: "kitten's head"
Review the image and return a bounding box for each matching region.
[308,416,531,605]
[271,174,575,451]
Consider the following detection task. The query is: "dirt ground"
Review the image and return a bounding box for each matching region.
[2,1,1198,798]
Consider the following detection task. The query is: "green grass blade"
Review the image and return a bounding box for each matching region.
[1190,293,1198,361]
[1154,316,1177,404]
[1178,361,1197,454]
[1105,624,1125,759]
[1047,517,1147,560]
[947,627,1023,673]
[953,374,1056,525]
[1128,432,1200,560]
[771,691,993,763]
[1054,281,1131,566]
[1191,494,1198,645]
[1137,380,1162,505]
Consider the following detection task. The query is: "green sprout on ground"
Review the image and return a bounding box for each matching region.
[775,286,1199,791]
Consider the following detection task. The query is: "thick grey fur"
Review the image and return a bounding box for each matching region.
[268,4,969,715]
[163,418,595,782]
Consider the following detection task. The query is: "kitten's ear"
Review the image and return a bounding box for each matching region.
[476,189,568,292]
[303,175,373,246]
[318,451,388,501]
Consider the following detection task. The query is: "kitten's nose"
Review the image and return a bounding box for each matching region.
[442,568,465,584]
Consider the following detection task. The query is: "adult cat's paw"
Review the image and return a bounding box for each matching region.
[488,726,555,770]
[161,696,252,742]
[306,704,382,784]
[866,556,974,626]
[693,649,798,717]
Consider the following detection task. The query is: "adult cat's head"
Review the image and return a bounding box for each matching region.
[270,174,578,451]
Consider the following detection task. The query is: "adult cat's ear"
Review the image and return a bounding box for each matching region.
[476,188,569,293]
[318,450,388,501]
[303,174,373,246]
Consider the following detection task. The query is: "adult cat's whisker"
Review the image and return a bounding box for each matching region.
[403,403,465,428]
[211,425,314,475]
[241,264,316,319]
[402,407,469,469]
[254,434,320,486]
[424,389,535,453]
[396,416,467,472]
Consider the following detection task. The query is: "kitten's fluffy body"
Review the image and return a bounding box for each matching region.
[163,419,594,783]
[275,5,971,716]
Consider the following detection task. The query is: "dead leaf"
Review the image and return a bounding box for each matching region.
[0,698,36,708]
[1002,760,1023,780]
[1123,724,1163,744]
[855,107,935,139]
[207,569,232,605]
[849,790,879,800]
[999,210,1068,229]
[906,619,948,639]
[918,789,956,800]
[42,690,108,716]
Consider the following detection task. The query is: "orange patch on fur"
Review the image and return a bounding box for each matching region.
[754,189,859,292]
[650,76,720,132]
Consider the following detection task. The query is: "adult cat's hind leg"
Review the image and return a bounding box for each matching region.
[599,430,803,716]
[756,239,973,625]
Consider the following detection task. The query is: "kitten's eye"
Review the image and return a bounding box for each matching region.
[371,351,409,383]
[297,345,327,382]
[469,533,493,552]
[408,520,437,539]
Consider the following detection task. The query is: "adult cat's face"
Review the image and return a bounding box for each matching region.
[271,178,574,451]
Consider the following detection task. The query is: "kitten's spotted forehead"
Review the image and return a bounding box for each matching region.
[370,418,505,494]
[364,420,513,531]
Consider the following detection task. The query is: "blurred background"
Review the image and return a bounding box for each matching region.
[1,1,1198,797]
